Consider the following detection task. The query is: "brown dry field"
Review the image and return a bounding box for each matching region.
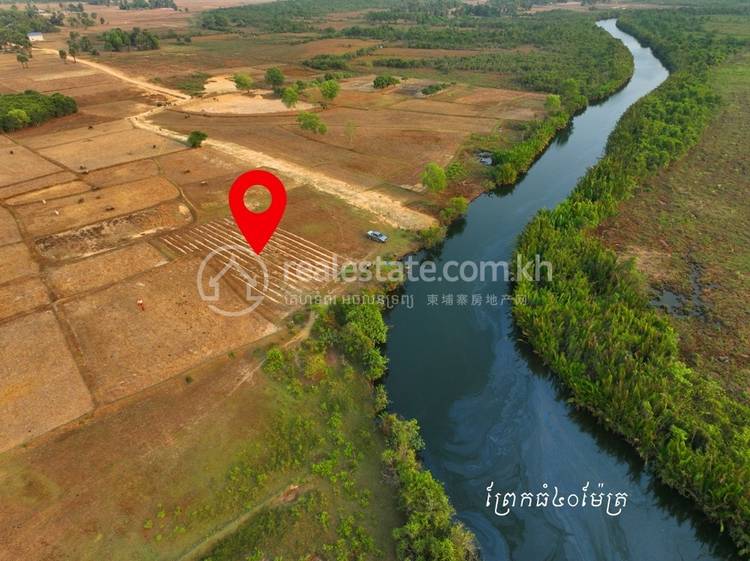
[47,241,168,298]
[0,207,21,246]
[0,310,93,454]
[61,256,277,403]
[35,126,187,171]
[0,276,50,320]
[0,342,283,561]
[0,243,39,284]
[14,176,180,237]
[0,144,62,186]
[152,83,546,188]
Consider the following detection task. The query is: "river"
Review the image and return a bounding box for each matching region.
[384,19,740,561]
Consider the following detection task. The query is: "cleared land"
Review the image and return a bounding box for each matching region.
[151,81,546,189]
[0,311,93,453]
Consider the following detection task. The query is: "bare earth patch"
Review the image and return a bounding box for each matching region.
[0,311,93,453]
[0,243,39,284]
[182,92,314,115]
[47,242,169,298]
[15,176,181,237]
[60,257,277,403]
[0,277,50,321]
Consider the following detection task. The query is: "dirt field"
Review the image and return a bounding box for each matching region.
[35,126,186,171]
[47,242,168,298]
[182,91,314,114]
[15,176,181,237]
[0,243,39,284]
[0,277,49,320]
[61,256,277,403]
[0,144,62,186]
[152,82,546,190]
[0,310,93,453]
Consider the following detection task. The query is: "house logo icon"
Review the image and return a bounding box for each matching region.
[196,244,269,317]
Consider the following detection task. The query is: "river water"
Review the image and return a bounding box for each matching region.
[385,19,739,561]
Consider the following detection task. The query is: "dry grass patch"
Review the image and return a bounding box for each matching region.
[0,310,92,453]
[35,200,193,261]
[61,256,277,403]
[0,144,62,187]
[0,277,50,321]
[0,243,39,284]
[15,176,180,237]
[47,242,168,298]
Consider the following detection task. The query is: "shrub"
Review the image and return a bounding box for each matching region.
[439,196,469,224]
[187,130,207,147]
[373,74,400,89]
[422,162,447,193]
[297,111,327,134]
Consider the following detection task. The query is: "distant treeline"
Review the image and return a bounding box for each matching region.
[101,27,159,50]
[303,46,377,70]
[0,91,77,132]
[200,0,400,33]
[513,8,750,555]
[117,0,177,10]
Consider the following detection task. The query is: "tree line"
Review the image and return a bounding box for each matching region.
[512,8,750,555]
[0,90,77,132]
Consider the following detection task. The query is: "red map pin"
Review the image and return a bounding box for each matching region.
[228,169,287,254]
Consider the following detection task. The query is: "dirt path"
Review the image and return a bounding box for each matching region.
[33,48,190,101]
[174,480,307,561]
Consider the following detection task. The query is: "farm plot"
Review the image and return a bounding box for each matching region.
[47,242,168,298]
[0,311,93,453]
[36,126,186,171]
[160,218,349,318]
[0,143,62,187]
[34,200,193,261]
[60,256,276,404]
[14,176,180,238]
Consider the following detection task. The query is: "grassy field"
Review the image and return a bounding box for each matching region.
[597,47,750,401]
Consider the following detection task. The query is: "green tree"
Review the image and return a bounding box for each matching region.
[68,45,78,62]
[16,53,29,68]
[264,67,284,89]
[544,94,561,113]
[187,130,207,148]
[422,162,447,193]
[281,86,299,108]
[318,79,340,106]
[297,112,326,134]
[6,108,31,128]
[439,196,469,223]
[232,72,253,93]
[373,74,399,89]
[58,49,67,63]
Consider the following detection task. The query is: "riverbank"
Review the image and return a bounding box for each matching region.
[513,9,750,556]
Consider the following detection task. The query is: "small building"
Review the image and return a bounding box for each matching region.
[27,32,45,42]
